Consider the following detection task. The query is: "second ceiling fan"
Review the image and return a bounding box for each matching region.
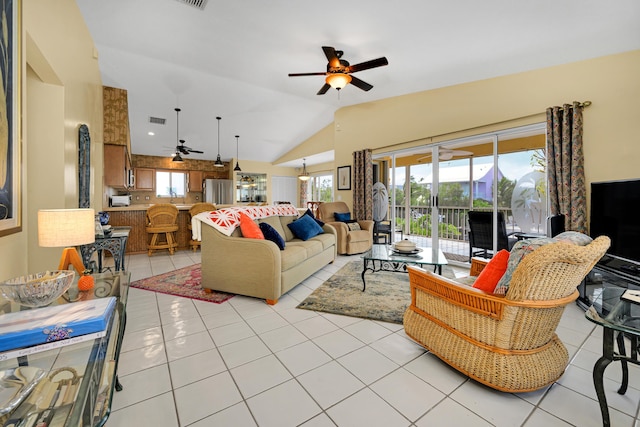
[288,46,388,95]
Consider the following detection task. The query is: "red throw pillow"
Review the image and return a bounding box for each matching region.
[239,213,264,239]
[472,249,510,293]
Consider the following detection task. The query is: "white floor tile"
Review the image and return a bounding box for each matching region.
[415,397,491,426]
[259,324,308,352]
[208,320,256,346]
[246,379,321,427]
[403,353,468,394]
[161,315,206,340]
[164,330,215,361]
[343,319,393,344]
[294,315,340,339]
[111,364,173,411]
[174,371,243,425]
[369,332,426,365]
[297,360,364,409]
[117,343,167,376]
[230,354,292,398]
[245,311,289,334]
[120,326,163,352]
[168,348,227,388]
[313,329,365,359]
[108,392,178,427]
[217,335,272,369]
[275,340,332,376]
[337,346,398,385]
[326,388,410,427]
[188,402,257,427]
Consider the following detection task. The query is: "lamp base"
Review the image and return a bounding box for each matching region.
[58,247,87,274]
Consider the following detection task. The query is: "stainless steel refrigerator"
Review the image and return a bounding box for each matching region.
[203,179,234,205]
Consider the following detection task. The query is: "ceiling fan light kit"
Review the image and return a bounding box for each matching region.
[326,73,351,90]
[172,152,183,162]
[298,158,310,181]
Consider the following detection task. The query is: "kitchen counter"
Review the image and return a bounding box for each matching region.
[104,204,194,212]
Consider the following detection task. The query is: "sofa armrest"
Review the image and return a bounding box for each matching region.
[357,220,375,232]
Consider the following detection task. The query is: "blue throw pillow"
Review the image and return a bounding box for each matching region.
[302,208,324,226]
[287,213,324,241]
[259,222,285,250]
[334,212,351,222]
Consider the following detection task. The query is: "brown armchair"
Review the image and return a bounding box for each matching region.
[404,236,610,392]
[318,201,374,255]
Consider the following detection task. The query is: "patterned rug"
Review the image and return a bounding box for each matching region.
[297,260,456,324]
[130,264,234,304]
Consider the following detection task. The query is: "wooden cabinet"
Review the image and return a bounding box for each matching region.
[135,168,155,191]
[188,170,203,192]
[104,144,131,189]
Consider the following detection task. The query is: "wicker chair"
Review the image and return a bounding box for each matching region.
[188,202,216,251]
[403,236,610,392]
[146,203,179,256]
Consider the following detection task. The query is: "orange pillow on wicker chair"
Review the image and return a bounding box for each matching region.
[472,249,510,293]
[239,212,264,239]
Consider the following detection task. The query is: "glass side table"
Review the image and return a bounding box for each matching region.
[0,271,130,427]
[585,285,640,427]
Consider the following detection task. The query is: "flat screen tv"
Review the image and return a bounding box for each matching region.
[590,179,640,264]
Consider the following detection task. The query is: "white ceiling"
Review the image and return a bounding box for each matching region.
[76,0,640,167]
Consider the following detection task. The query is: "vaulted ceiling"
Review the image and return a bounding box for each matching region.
[76,0,640,167]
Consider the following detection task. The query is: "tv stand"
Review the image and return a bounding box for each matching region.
[577,253,640,311]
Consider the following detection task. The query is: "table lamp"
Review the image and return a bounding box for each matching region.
[38,208,95,274]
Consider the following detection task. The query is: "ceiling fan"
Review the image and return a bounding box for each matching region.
[171,108,203,160]
[417,148,474,161]
[288,46,388,95]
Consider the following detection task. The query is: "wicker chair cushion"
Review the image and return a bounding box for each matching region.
[239,213,264,239]
[554,231,593,246]
[494,237,558,295]
[472,249,510,293]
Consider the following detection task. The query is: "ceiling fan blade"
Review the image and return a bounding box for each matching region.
[322,46,340,68]
[347,57,389,73]
[350,76,373,92]
[288,72,327,77]
[317,83,331,95]
[188,149,204,154]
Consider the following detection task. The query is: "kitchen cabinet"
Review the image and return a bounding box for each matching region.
[188,170,203,192]
[104,144,131,189]
[135,167,155,191]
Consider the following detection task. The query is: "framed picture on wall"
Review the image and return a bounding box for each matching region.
[337,165,351,190]
[0,0,22,237]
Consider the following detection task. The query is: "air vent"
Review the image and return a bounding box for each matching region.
[175,0,208,10]
[149,116,166,125]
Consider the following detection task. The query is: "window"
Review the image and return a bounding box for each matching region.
[309,174,333,202]
[156,170,186,197]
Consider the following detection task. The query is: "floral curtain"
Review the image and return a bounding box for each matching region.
[546,102,587,233]
[353,149,373,220]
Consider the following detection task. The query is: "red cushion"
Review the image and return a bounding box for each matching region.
[239,213,264,239]
[472,249,510,293]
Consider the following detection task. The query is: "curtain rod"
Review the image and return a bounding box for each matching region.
[556,101,592,110]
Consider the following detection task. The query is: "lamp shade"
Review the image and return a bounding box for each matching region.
[38,209,96,247]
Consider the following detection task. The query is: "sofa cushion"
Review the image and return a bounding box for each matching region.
[278,215,298,242]
[334,212,351,222]
[258,216,287,240]
[280,245,308,271]
[288,240,323,258]
[239,213,264,239]
[310,232,336,251]
[302,208,324,227]
[259,222,285,250]
[473,249,509,293]
[288,214,324,241]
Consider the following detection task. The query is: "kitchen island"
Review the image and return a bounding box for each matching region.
[104,204,219,254]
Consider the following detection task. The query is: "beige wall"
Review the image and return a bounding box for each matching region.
[0,0,103,279]
[294,50,640,213]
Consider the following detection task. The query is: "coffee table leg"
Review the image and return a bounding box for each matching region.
[593,355,612,427]
[361,259,369,292]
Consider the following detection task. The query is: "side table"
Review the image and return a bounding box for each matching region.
[81,226,131,272]
[585,286,640,427]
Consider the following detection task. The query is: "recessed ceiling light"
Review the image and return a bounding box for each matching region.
[148,131,155,136]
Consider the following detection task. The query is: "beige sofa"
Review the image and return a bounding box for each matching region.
[200,214,337,304]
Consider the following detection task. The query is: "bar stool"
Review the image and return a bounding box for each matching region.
[146,203,179,256]
[188,202,216,251]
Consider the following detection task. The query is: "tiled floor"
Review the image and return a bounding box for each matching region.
[104,250,640,426]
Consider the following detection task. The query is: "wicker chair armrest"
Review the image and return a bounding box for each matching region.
[407,266,579,321]
[469,257,489,276]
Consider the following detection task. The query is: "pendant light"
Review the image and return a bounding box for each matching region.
[214,116,224,167]
[233,135,242,172]
[298,158,310,181]
[172,108,184,162]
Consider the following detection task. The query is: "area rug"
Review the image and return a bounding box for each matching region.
[297,260,456,324]
[130,264,234,304]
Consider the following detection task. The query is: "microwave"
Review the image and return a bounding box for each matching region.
[110,195,131,207]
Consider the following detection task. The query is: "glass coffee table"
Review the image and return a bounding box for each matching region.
[361,244,448,291]
[0,271,130,427]
[585,284,640,427]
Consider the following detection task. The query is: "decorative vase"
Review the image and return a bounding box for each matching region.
[98,211,110,226]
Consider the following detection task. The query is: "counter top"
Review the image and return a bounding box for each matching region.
[104,204,194,212]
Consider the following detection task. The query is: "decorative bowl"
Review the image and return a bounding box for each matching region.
[394,240,416,252]
[0,270,75,307]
